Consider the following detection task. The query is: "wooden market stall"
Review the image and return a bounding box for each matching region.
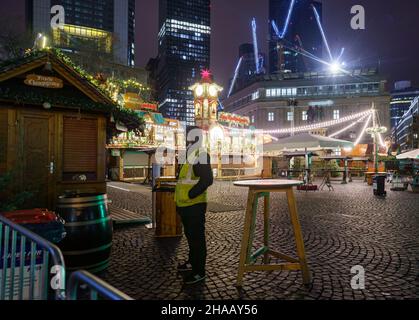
[107,111,184,182]
[0,50,142,210]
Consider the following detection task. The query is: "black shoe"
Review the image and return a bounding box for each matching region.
[184,273,206,285]
[177,262,193,272]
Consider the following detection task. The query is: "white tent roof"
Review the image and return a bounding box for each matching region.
[263,133,354,154]
[396,149,419,160]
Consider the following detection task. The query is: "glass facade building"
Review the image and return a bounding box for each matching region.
[390,82,419,129]
[393,97,419,152]
[28,0,135,66]
[269,0,323,74]
[157,0,211,126]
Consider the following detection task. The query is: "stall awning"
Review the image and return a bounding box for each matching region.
[135,111,165,125]
[151,113,165,125]
[264,133,354,154]
[396,149,419,160]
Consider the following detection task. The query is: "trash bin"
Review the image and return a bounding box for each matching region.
[373,175,387,197]
[153,177,182,238]
[0,209,65,300]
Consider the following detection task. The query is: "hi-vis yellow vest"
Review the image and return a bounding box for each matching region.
[175,153,208,208]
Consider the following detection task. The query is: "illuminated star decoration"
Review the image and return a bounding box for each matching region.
[201,69,212,81]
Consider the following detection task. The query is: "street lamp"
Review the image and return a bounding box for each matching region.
[210,125,225,179]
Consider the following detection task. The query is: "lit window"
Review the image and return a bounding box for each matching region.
[302,111,308,121]
[268,112,275,122]
[287,112,294,122]
[333,110,340,120]
[252,91,259,100]
[251,115,255,124]
[266,89,271,97]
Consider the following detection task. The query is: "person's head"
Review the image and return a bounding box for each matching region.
[186,126,204,149]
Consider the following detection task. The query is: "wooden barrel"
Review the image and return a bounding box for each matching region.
[56,193,113,273]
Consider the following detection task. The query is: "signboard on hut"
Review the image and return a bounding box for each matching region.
[123,93,157,111]
[218,112,250,127]
[24,74,63,89]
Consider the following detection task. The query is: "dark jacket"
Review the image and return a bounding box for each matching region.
[187,152,214,199]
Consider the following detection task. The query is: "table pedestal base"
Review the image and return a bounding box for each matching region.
[237,187,311,287]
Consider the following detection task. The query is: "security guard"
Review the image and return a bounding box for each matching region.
[175,127,213,285]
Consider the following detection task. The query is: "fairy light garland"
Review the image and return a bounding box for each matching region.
[257,110,373,135]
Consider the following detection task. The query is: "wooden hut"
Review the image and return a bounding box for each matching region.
[0,50,142,210]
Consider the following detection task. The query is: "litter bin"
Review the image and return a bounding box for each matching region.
[373,175,387,197]
[153,177,182,238]
[0,209,65,300]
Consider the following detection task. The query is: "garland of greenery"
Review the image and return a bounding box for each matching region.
[0,86,144,134]
[0,48,146,134]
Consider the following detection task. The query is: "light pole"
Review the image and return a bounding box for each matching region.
[366,106,387,174]
[210,125,225,179]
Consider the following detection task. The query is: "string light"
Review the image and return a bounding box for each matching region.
[258,110,373,135]
[329,114,369,138]
[378,133,386,148]
[354,115,372,146]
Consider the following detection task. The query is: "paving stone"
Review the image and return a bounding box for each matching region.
[100,180,419,300]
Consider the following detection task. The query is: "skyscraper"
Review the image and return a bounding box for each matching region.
[27,0,135,66]
[269,0,322,74]
[157,0,211,126]
[227,43,267,95]
[390,81,419,129]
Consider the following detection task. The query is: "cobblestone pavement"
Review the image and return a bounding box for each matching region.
[102,180,419,300]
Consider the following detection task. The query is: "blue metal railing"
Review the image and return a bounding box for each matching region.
[0,215,66,300]
[67,270,133,300]
[1,215,133,301]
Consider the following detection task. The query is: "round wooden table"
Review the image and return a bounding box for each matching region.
[234,179,311,286]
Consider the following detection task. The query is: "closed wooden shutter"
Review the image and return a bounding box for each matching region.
[63,117,98,173]
[0,110,7,173]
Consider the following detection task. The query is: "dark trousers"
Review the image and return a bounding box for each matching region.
[177,203,207,276]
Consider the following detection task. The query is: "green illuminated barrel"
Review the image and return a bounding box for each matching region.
[56,193,113,273]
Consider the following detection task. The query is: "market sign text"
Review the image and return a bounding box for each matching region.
[24,74,64,89]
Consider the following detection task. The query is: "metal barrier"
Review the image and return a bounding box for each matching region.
[0,215,66,300]
[67,270,133,300]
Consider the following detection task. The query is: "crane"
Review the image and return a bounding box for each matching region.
[227,56,244,98]
[252,18,261,74]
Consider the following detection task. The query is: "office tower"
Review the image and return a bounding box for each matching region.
[27,0,135,66]
[390,81,419,129]
[269,0,323,74]
[157,0,211,126]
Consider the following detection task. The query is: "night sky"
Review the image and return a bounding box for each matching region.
[136,0,419,92]
[4,0,419,91]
